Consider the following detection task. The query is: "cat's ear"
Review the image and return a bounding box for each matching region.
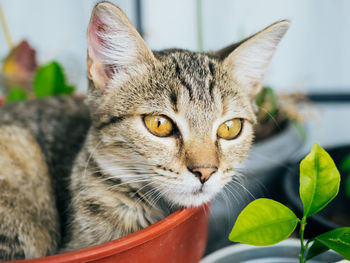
[222,21,289,97]
[87,2,154,90]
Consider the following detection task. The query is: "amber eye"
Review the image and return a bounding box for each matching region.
[144,115,174,137]
[217,118,242,140]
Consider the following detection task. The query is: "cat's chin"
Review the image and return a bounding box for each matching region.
[163,189,216,208]
[157,173,227,207]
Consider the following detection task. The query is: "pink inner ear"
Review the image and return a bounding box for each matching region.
[88,16,105,52]
[88,15,114,76]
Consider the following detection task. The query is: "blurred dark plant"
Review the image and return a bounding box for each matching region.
[340,155,350,197]
[256,86,277,121]
[255,86,306,142]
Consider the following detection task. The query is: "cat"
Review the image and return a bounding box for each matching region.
[0,1,289,260]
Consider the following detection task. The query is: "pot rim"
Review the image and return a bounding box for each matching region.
[201,238,340,263]
[201,238,300,262]
[12,204,209,263]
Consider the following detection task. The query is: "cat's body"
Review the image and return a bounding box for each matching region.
[0,2,289,260]
[0,96,90,259]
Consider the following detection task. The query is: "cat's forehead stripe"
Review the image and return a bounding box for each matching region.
[171,55,194,101]
[168,51,216,105]
[169,91,178,113]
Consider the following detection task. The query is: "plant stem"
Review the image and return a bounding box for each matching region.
[0,0,13,49]
[299,216,307,263]
[196,0,203,52]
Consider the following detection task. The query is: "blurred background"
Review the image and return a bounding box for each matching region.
[1,0,349,148]
[0,0,349,256]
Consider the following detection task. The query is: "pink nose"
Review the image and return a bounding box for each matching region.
[188,167,218,184]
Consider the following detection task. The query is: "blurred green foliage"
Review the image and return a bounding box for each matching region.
[6,85,27,103]
[5,61,75,104]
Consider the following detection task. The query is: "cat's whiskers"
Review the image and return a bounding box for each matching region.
[85,170,144,184]
[138,187,160,208]
[106,179,150,191]
[231,179,256,200]
[223,183,241,204]
[85,160,152,177]
[234,167,268,194]
[216,186,233,221]
[143,182,176,209]
[221,170,254,202]
[152,187,172,207]
[209,176,251,226]
[136,185,164,209]
[168,192,180,211]
[104,172,156,190]
[153,168,178,179]
[84,164,164,201]
[130,182,160,208]
[220,184,240,222]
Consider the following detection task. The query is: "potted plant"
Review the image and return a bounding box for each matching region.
[207,86,306,253]
[0,0,75,103]
[203,144,350,262]
[0,37,75,104]
[283,144,350,238]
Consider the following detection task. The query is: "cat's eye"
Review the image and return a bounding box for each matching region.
[144,115,174,137]
[217,118,243,140]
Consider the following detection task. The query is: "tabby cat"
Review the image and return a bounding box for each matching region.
[0,2,289,260]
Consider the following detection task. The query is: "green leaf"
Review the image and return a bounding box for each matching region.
[306,239,329,261]
[33,61,63,97]
[62,84,75,94]
[229,198,298,246]
[5,86,28,103]
[341,155,350,172]
[300,143,341,218]
[310,227,350,260]
[33,61,75,98]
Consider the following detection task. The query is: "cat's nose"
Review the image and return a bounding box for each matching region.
[188,166,218,184]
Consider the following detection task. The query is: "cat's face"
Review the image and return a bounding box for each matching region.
[86,2,289,207]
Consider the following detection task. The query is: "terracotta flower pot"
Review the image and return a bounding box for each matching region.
[6,204,209,263]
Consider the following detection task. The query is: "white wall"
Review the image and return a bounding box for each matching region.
[1,0,350,93]
[142,0,350,92]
